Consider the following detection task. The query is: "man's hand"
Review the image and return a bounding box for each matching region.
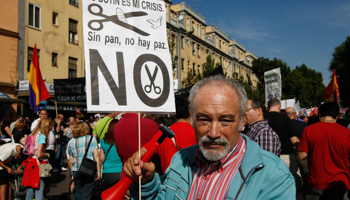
[16,166,23,174]
[6,167,14,174]
[123,147,155,184]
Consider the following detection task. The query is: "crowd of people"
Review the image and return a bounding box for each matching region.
[0,74,350,200]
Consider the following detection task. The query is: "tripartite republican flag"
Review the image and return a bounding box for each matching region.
[29,44,50,113]
[323,69,339,104]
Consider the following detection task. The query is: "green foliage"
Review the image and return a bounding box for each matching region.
[233,72,256,98]
[168,37,177,70]
[252,57,325,107]
[329,36,350,106]
[183,55,219,87]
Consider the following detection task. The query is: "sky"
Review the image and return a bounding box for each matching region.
[172,0,350,86]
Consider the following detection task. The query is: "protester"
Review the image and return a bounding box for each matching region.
[286,107,307,139]
[1,117,13,140]
[99,119,122,192]
[124,75,295,199]
[265,99,299,174]
[12,120,30,144]
[30,109,49,131]
[54,114,68,172]
[92,113,117,141]
[245,98,281,156]
[297,102,350,199]
[143,92,197,174]
[114,112,160,178]
[9,115,23,133]
[0,143,27,200]
[22,118,52,200]
[67,122,101,200]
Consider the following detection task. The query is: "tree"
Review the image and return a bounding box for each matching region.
[183,55,219,87]
[329,36,350,106]
[252,57,325,107]
[233,72,256,98]
[252,57,292,101]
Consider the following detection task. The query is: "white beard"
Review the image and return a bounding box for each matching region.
[198,136,231,161]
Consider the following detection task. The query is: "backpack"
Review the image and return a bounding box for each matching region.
[23,134,38,156]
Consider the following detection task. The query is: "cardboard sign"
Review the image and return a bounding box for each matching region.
[83,0,175,113]
[264,68,282,104]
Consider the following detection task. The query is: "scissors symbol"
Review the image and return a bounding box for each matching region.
[144,65,161,94]
[88,4,150,36]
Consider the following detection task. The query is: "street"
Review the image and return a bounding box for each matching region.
[19,168,71,200]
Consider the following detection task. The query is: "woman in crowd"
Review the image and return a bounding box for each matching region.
[67,122,100,200]
[1,117,13,140]
[12,120,30,144]
[22,118,51,200]
[99,119,122,191]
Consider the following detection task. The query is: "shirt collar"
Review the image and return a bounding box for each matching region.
[248,119,268,129]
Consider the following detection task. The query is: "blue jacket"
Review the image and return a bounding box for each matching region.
[130,134,296,200]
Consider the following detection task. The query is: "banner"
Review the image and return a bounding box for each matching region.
[83,0,175,113]
[54,78,86,102]
[264,68,282,103]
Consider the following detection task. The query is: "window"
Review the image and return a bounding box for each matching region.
[197,46,200,57]
[52,53,57,66]
[197,25,200,37]
[28,3,40,29]
[52,12,58,26]
[69,0,79,7]
[192,63,196,74]
[192,42,196,55]
[27,47,40,71]
[69,19,78,44]
[181,59,184,71]
[69,57,77,78]
[197,65,200,74]
[181,36,185,49]
[219,39,222,49]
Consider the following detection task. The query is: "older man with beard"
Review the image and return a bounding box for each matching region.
[124,75,295,200]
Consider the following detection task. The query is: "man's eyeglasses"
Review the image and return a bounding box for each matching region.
[246,107,259,112]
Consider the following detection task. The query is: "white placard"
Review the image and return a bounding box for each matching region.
[264,68,282,104]
[83,0,175,113]
[280,99,295,110]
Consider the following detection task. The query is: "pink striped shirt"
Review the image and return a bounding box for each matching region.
[187,135,246,200]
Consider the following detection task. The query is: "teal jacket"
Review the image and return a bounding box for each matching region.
[130,134,296,200]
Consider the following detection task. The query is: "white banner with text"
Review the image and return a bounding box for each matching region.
[83,0,175,113]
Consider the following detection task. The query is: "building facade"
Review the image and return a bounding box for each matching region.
[165,1,258,89]
[21,0,84,85]
[0,0,258,118]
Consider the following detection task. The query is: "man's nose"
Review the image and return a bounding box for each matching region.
[208,121,221,138]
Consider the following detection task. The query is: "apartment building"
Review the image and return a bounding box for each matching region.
[166,2,258,89]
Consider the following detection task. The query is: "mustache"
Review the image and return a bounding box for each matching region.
[199,136,229,145]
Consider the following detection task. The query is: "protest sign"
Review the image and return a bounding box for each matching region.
[264,68,282,103]
[83,0,175,113]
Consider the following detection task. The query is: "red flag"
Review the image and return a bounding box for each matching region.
[75,106,81,115]
[29,44,50,113]
[324,69,339,104]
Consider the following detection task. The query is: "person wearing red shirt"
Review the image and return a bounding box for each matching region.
[298,102,350,199]
[144,93,197,174]
[113,113,159,178]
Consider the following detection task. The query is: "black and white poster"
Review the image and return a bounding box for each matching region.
[264,68,282,103]
[83,0,175,113]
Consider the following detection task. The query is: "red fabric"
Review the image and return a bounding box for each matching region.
[144,122,197,174]
[22,158,40,188]
[298,122,350,190]
[113,113,159,178]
